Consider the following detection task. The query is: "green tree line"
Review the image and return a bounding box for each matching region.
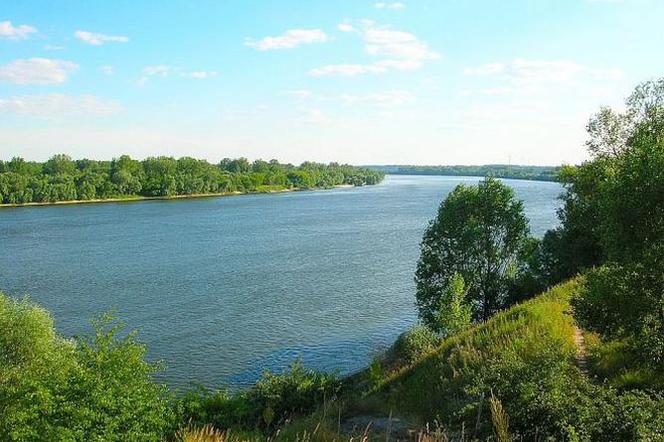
[369,164,560,181]
[0,156,384,205]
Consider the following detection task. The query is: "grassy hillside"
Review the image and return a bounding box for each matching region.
[331,279,664,441]
[375,280,579,418]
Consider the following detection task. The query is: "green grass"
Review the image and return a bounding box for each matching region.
[350,279,607,439]
[585,333,664,390]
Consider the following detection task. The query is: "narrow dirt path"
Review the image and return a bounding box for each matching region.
[573,326,589,375]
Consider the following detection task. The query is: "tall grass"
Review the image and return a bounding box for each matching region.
[366,279,584,438]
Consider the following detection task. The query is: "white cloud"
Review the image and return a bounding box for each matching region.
[137,65,171,84]
[246,29,328,50]
[138,65,219,84]
[463,87,514,96]
[464,59,622,88]
[0,58,78,85]
[0,20,37,40]
[364,27,439,60]
[309,59,421,77]
[74,30,129,45]
[340,90,414,106]
[185,71,219,79]
[0,93,122,118]
[313,21,438,77]
[100,65,114,75]
[142,65,172,76]
[310,63,384,77]
[374,2,406,10]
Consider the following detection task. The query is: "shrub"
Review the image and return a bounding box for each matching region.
[573,259,664,368]
[0,293,174,442]
[390,324,439,366]
[178,361,341,432]
[249,361,341,428]
[177,387,256,431]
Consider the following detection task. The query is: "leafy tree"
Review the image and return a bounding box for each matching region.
[225,157,251,174]
[142,157,178,196]
[0,293,174,441]
[0,294,76,441]
[432,273,472,336]
[65,315,175,442]
[43,154,76,176]
[415,177,530,323]
[110,155,143,195]
[567,78,664,368]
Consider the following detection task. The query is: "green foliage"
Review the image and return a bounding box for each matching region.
[573,258,664,369]
[415,177,530,324]
[432,273,472,336]
[65,314,175,441]
[369,164,560,181]
[177,388,256,431]
[538,77,664,285]
[366,357,384,388]
[177,361,341,432]
[0,295,76,441]
[0,293,174,442]
[0,155,384,205]
[390,324,440,366]
[585,334,664,390]
[250,361,340,429]
[374,280,664,441]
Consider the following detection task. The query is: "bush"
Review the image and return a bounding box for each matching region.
[573,259,664,368]
[389,324,439,366]
[0,293,174,442]
[178,361,341,432]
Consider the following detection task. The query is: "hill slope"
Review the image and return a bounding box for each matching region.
[344,279,664,441]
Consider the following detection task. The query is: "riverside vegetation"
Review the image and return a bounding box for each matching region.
[1,78,662,441]
[368,165,560,182]
[0,157,384,206]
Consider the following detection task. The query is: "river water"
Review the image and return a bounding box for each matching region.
[0,175,562,388]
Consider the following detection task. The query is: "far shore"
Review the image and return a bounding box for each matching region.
[0,184,357,209]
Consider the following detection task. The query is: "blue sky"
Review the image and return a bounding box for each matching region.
[1,0,663,165]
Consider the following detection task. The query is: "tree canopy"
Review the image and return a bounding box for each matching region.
[415,177,530,325]
[0,155,384,205]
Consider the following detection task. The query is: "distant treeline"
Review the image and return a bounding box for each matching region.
[369,164,561,181]
[0,155,384,205]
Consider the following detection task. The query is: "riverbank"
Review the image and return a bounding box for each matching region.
[0,184,355,209]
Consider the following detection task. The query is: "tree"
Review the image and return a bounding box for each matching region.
[111,155,143,195]
[43,154,76,176]
[538,77,664,284]
[0,293,174,441]
[532,77,664,368]
[415,177,530,323]
[432,273,472,336]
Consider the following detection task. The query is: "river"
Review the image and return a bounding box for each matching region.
[0,175,562,388]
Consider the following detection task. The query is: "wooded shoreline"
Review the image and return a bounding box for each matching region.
[0,184,356,209]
